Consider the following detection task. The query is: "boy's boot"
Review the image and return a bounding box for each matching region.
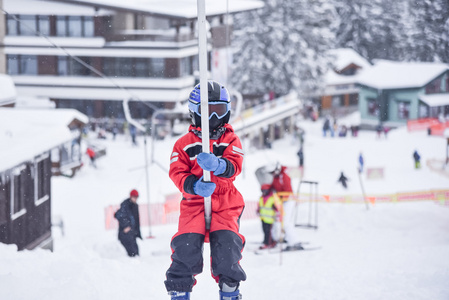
[219,290,242,300]
[169,291,190,300]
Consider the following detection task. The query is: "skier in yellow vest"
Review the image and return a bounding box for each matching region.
[257,184,281,250]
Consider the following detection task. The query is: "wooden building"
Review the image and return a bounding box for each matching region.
[320,48,371,116]
[0,107,88,251]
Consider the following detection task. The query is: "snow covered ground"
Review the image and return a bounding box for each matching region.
[1,115,449,300]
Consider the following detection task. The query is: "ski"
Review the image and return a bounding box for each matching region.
[254,245,321,255]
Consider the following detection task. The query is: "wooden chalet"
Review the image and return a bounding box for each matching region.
[0,107,88,251]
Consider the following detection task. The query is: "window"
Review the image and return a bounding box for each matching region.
[367,98,379,116]
[397,101,410,119]
[418,102,429,118]
[11,165,27,220]
[7,55,19,75]
[180,56,195,77]
[84,17,95,37]
[6,15,18,36]
[135,58,148,77]
[331,95,344,107]
[56,16,67,36]
[103,57,116,77]
[446,75,449,93]
[149,58,164,78]
[20,55,38,75]
[19,15,37,36]
[38,16,50,36]
[0,175,8,225]
[180,57,189,76]
[68,16,83,37]
[7,55,38,75]
[117,57,134,77]
[71,56,92,76]
[56,15,96,37]
[425,79,441,94]
[35,154,50,206]
[192,55,199,73]
[57,56,69,75]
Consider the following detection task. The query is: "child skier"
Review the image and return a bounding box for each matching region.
[164,81,246,300]
[257,184,281,249]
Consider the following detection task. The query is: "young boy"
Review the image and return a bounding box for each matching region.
[257,184,281,249]
[164,81,246,300]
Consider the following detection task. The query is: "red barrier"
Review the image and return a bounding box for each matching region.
[407,118,439,131]
[428,121,449,136]
[105,189,449,230]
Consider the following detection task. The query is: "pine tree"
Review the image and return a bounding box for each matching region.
[406,0,449,62]
[230,0,336,98]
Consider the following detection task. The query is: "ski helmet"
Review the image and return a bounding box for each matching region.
[188,80,231,131]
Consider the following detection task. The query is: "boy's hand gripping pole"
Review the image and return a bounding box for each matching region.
[197,0,212,230]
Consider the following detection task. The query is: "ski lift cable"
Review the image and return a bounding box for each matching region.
[1,9,159,113]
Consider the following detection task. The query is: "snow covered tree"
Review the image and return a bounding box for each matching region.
[334,0,410,62]
[230,0,337,98]
[401,0,449,62]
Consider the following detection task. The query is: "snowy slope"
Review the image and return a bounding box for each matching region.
[1,116,449,300]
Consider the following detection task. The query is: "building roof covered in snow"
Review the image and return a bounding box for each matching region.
[419,93,449,107]
[328,48,371,73]
[0,74,17,107]
[4,0,112,16]
[324,48,371,86]
[46,0,264,19]
[0,108,88,171]
[357,60,449,90]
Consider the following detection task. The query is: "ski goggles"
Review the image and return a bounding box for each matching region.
[189,101,230,119]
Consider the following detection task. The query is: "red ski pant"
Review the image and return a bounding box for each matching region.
[164,197,246,292]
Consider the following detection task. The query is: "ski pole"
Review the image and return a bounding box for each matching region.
[197,0,212,230]
[357,168,369,210]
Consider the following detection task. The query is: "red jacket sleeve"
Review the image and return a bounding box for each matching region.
[169,137,198,196]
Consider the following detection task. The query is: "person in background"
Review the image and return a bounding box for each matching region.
[337,171,349,189]
[269,163,302,250]
[257,184,281,249]
[376,123,384,139]
[358,152,364,173]
[114,189,142,257]
[413,150,421,169]
[130,124,138,146]
[86,146,96,168]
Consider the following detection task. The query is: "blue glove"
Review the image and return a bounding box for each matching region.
[197,152,226,175]
[193,176,216,197]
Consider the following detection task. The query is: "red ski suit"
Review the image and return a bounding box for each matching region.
[164,123,246,293]
[271,166,293,200]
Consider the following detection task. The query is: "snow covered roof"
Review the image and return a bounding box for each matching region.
[325,71,359,86]
[419,93,449,107]
[357,60,449,90]
[0,108,88,171]
[4,0,112,16]
[52,0,264,19]
[328,48,371,72]
[0,74,17,106]
[324,48,371,86]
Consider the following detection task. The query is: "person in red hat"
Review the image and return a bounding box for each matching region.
[114,189,142,257]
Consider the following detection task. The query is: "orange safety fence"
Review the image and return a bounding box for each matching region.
[105,189,449,229]
[105,193,261,230]
[428,121,449,136]
[407,118,440,131]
